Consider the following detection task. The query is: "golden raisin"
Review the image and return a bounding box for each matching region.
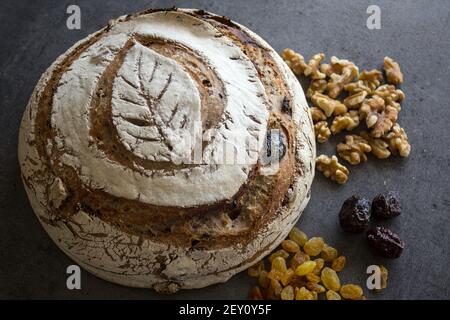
[312,258,325,275]
[268,249,289,262]
[321,244,338,261]
[249,286,264,300]
[374,265,388,292]
[304,237,325,256]
[265,286,279,300]
[258,270,270,289]
[295,287,315,300]
[295,261,317,276]
[326,290,342,300]
[305,273,321,283]
[380,265,388,290]
[267,269,284,281]
[280,285,295,300]
[246,229,368,300]
[281,240,300,253]
[247,267,259,278]
[306,282,326,293]
[340,284,363,300]
[247,260,265,277]
[270,279,283,296]
[290,276,308,289]
[288,228,308,247]
[289,251,310,269]
[331,256,346,272]
[321,267,341,291]
[280,269,295,286]
[271,256,287,273]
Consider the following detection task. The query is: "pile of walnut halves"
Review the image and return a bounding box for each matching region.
[282,49,411,184]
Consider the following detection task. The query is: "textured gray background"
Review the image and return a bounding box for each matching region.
[0,0,449,300]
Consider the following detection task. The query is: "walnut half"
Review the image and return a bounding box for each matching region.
[373,84,405,111]
[325,56,359,98]
[314,121,331,143]
[384,123,411,157]
[383,57,403,85]
[281,48,307,76]
[316,155,349,184]
[331,110,359,134]
[359,69,384,93]
[311,92,347,117]
[359,96,398,138]
[337,135,372,165]
[310,106,327,123]
[360,131,391,159]
[307,79,327,98]
[343,90,368,109]
[304,53,327,79]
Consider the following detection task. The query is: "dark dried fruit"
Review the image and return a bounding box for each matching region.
[339,195,371,233]
[367,227,404,259]
[372,191,401,219]
[261,129,287,165]
[281,97,292,115]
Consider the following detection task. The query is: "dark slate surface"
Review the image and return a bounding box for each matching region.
[0,0,449,300]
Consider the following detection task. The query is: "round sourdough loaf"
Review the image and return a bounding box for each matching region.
[18,8,315,292]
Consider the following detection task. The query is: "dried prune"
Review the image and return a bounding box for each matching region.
[339,195,371,233]
[367,226,404,259]
[372,191,401,219]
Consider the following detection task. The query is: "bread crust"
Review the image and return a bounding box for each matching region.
[18,8,315,292]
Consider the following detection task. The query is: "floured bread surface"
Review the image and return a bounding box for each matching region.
[18,8,315,292]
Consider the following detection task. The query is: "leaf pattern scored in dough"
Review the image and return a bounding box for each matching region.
[111,42,202,162]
